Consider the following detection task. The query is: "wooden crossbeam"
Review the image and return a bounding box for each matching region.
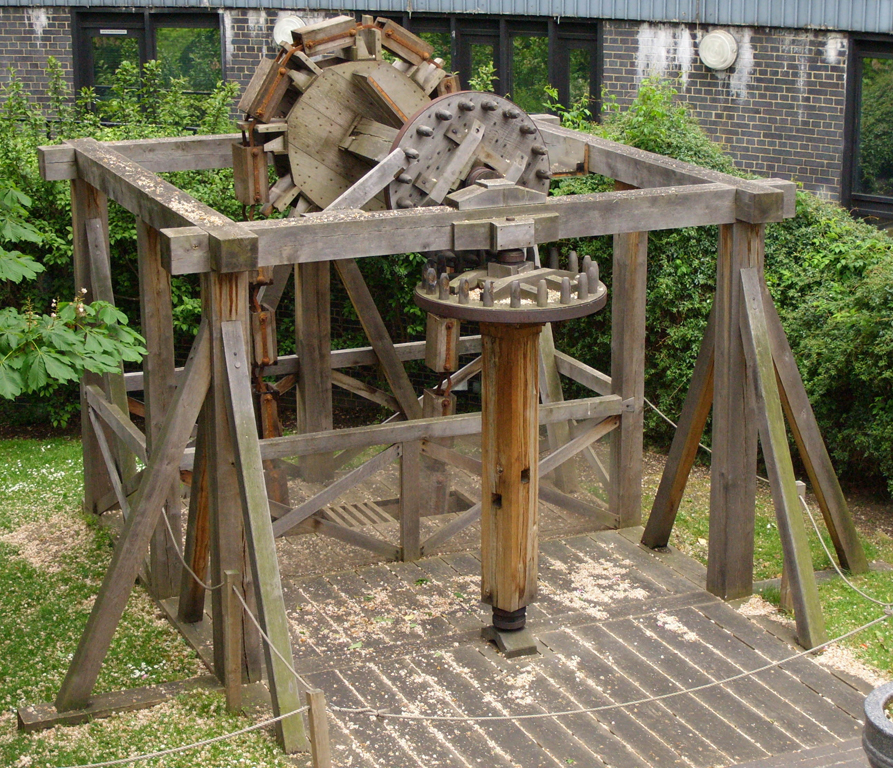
[272,444,400,538]
[221,321,306,752]
[553,351,612,396]
[331,370,401,412]
[161,183,741,274]
[87,409,131,518]
[540,416,621,476]
[739,269,827,649]
[55,322,211,712]
[85,385,148,465]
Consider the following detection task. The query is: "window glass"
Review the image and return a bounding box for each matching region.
[569,47,591,103]
[156,26,221,93]
[92,35,140,98]
[855,56,893,196]
[511,35,549,112]
[420,31,451,71]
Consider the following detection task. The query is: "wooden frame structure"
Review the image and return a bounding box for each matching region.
[34,115,867,749]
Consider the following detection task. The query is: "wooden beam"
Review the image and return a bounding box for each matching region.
[39,134,240,181]
[123,335,484,392]
[707,223,761,600]
[55,322,211,712]
[85,385,148,465]
[331,370,401,412]
[541,415,620,476]
[335,259,423,420]
[87,409,131,519]
[259,396,622,460]
[642,306,716,549]
[739,269,827,649]
[272,444,400,538]
[400,440,421,560]
[610,230,647,528]
[221,321,306,752]
[303,517,401,559]
[177,419,210,625]
[761,293,869,574]
[68,138,257,273]
[161,183,740,274]
[539,324,578,493]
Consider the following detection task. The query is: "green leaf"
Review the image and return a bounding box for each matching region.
[0,366,24,399]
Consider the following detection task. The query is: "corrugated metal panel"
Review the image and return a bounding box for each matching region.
[2,0,892,33]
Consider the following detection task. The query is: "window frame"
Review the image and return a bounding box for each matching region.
[72,10,225,97]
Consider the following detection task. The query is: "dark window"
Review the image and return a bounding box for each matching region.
[379,14,600,116]
[844,37,893,219]
[73,11,223,98]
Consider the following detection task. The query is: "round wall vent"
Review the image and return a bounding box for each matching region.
[699,30,739,70]
[272,15,306,48]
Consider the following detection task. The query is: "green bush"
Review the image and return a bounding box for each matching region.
[550,78,893,496]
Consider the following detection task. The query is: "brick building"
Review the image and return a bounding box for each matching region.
[1,1,892,217]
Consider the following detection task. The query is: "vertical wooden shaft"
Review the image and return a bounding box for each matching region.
[223,570,243,713]
[707,223,761,600]
[306,688,333,768]
[178,422,210,623]
[610,230,648,528]
[71,179,114,514]
[420,388,456,518]
[202,272,262,685]
[480,323,542,616]
[137,217,181,599]
[400,440,421,561]
[295,262,333,482]
[539,323,579,494]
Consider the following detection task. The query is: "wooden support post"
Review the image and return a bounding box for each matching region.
[740,269,827,648]
[223,570,243,713]
[137,217,181,599]
[178,424,210,624]
[202,272,263,686]
[539,323,579,493]
[480,322,542,616]
[306,688,333,768]
[221,321,307,753]
[55,324,211,712]
[400,441,421,561]
[610,230,647,528]
[420,388,455,517]
[642,306,716,549]
[707,223,761,600]
[295,262,333,483]
[761,295,869,574]
[335,259,423,420]
[71,180,113,514]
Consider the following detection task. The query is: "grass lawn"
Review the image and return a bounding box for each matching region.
[0,437,890,767]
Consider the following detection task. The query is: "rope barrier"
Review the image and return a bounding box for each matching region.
[55,704,310,768]
[161,510,223,592]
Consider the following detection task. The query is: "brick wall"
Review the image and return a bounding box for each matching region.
[602,21,849,200]
[0,8,73,102]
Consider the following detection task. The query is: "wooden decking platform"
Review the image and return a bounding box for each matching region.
[268,526,871,768]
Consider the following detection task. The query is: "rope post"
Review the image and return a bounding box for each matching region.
[224,570,243,713]
[305,688,332,768]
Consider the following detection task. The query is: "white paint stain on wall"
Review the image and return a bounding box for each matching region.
[636,23,695,84]
[729,28,753,101]
[824,34,847,66]
[28,8,49,40]
[222,11,234,70]
[247,10,267,36]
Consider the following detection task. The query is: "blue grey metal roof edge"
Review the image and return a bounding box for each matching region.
[3,0,892,35]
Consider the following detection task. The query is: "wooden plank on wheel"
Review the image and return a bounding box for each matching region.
[335,259,422,419]
[55,322,211,712]
[642,305,716,549]
[761,291,869,574]
[739,268,827,649]
[221,321,307,753]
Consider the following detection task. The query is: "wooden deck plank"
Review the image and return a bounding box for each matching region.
[407,557,489,633]
[363,562,454,637]
[537,628,691,766]
[595,619,772,763]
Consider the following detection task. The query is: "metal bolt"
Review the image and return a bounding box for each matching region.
[396,197,414,208]
[425,267,437,295]
[397,173,413,184]
[416,125,434,137]
[458,278,470,304]
[503,108,521,119]
[568,250,579,273]
[548,246,559,270]
[435,109,453,121]
[481,100,498,111]
[537,279,548,307]
[520,124,536,134]
[510,281,521,308]
[577,271,589,300]
[536,169,553,180]
[438,272,450,300]
[482,281,494,307]
[458,100,475,111]
[404,148,420,160]
[531,144,548,156]
[560,277,571,305]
